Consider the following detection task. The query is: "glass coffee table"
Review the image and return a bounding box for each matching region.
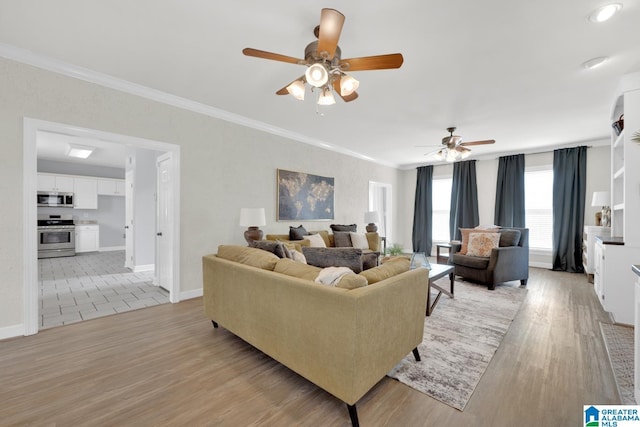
[426,263,455,316]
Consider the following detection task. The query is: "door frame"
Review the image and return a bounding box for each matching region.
[155,152,175,296]
[23,118,181,336]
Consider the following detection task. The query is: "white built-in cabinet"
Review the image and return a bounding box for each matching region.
[37,174,74,192]
[97,178,125,196]
[73,177,98,210]
[583,225,610,279]
[75,225,99,252]
[594,71,640,325]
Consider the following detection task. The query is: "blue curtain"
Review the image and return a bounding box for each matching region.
[412,166,433,255]
[552,146,587,272]
[450,160,479,241]
[494,154,526,227]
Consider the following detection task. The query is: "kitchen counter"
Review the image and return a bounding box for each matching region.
[75,220,98,225]
[594,234,624,245]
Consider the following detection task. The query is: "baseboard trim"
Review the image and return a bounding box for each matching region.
[180,288,203,301]
[134,264,154,273]
[530,262,552,269]
[0,324,25,340]
[99,246,125,252]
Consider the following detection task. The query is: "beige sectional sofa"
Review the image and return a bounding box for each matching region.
[202,245,429,426]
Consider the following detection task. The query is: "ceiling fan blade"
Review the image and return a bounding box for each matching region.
[424,148,443,157]
[332,79,358,102]
[460,139,495,146]
[317,8,345,60]
[242,48,305,65]
[339,53,404,71]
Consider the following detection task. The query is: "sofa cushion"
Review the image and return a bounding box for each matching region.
[274,258,321,281]
[349,232,370,250]
[302,247,363,273]
[304,233,327,248]
[467,232,500,257]
[289,225,309,240]
[330,224,357,232]
[217,245,279,271]
[459,228,499,255]
[499,229,522,247]
[336,273,368,290]
[359,257,410,284]
[452,253,491,269]
[250,240,290,258]
[333,231,352,247]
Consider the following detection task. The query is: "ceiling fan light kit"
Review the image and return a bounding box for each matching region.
[423,127,495,162]
[242,8,403,108]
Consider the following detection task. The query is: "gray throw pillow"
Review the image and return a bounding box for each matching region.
[499,229,522,247]
[250,240,288,258]
[333,231,353,247]
[302,247,363,273]
[289,225,309,240]
[330,224,357,232]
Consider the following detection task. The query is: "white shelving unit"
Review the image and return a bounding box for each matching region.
[594,71,640,325]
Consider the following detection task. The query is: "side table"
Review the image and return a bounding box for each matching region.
[436,243,452,264]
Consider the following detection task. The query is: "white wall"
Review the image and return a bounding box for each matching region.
[133,149,158,267]
[0,57,399,333]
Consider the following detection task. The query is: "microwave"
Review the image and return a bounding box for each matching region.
[37,192,74,208]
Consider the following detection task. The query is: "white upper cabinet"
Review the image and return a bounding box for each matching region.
[73,177,98,209]
[37,174,74,192]
[97,178,126,196]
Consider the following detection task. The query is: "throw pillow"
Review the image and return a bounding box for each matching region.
[304,233,327,248]
[301,247,363,273]
[499,229,522,247]
[290,249,307,264]
[466,232,500,257]
[333,231,353,247]
[349,232,370,250]
[289,225,309,240]
[459,228,499,255]
[330,224,357,232]
[250,240,288,258]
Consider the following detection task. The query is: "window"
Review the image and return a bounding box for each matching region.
[432,177,452,242]
[524,168,553,249]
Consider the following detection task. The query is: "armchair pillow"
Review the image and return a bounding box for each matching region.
[466,232,500,257]
[459,228,499,255]
[499,229,522,247]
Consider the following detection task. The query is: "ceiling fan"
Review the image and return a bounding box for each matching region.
[422,127,496,162]
[242,8,404,105]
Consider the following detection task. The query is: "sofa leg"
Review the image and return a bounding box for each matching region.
[412,347,421,362]
[347,404,359,427]
[521,279,528,287]
[488,284,496,291]
[211,320,218,328]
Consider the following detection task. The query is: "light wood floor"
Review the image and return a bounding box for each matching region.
[0,268,620,426]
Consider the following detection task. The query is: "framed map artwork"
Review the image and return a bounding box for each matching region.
[277,169,334,221]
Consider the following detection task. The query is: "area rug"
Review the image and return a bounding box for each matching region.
[388,278,527,411]
[600,322,636,404]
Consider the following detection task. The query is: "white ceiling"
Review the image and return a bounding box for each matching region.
[2,1,639,168]
[36,131,132,169]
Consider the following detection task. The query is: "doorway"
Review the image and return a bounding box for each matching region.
[23,118,181,335]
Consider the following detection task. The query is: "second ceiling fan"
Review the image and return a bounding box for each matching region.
[422,127,496,162]
[242,8,404,105]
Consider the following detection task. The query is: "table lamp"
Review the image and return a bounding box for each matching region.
[364,211,380,233]
[239,208,266,244]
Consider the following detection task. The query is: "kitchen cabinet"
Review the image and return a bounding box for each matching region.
[37,173,74,192]
[75,225,99,252]
[594,238,640,325]
[73,177,98,209]
[97,178,125,196]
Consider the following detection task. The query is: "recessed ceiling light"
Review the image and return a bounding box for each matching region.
[588,3,622,23]
[582,56,609,69]
[66,143,95,159]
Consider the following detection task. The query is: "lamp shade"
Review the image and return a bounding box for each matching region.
[239,208,266,227]
[591,191,610,207]
[364,211,380,224]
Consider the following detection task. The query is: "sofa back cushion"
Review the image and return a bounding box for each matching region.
[499,229,522,247]
[302,247,364,273]
[217,245,279,271]
[359,257,410,284]
[274,258,322,281]
[333,231,352,247]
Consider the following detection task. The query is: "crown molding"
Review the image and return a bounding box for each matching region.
[0,43,397,168]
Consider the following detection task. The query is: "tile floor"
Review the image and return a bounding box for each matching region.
[39,250,169,329]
